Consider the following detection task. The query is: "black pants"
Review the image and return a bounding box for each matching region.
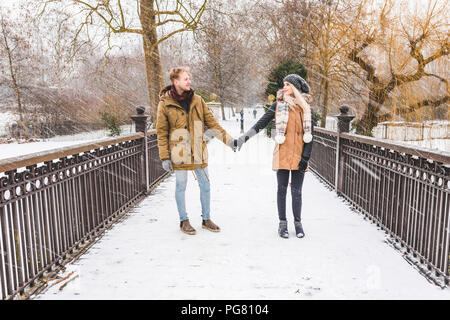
[277,169,305,223]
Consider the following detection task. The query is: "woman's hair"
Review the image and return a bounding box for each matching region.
[276,89,284,101]
[302,94,313,104]
[276,86,312,105]
[169,67,191,83]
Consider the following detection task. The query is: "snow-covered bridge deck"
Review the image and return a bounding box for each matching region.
[35,113,450,300]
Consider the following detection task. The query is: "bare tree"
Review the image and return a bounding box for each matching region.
[193,0,265,119]
[0,10,30,123]
[302,0,364,127]
[37,0,207,121]
[347,0,449,135]
[249,0,448,134]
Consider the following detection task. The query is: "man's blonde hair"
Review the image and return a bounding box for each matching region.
[169,67,191,83]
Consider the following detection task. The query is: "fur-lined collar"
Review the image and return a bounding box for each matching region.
[159,85,173,100]
[159,85,196,101]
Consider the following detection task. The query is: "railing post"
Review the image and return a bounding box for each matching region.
[131,106,150,194]
[334,105,355,195]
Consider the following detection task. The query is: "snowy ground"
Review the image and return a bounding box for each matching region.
[33,110,450,300]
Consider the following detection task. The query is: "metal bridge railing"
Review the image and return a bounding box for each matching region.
[0,109,168,300]
[310,106,450,286]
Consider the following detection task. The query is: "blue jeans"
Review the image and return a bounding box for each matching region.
[175,167,210,222]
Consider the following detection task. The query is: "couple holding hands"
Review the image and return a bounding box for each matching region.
[156,67,314,239]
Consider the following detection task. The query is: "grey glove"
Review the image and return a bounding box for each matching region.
[162,159,173,172]
[235,136,246,151]
[234,129,256,151]
[230,141,237,152]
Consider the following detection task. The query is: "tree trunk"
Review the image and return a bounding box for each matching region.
[221,105,226,120]
[140,0,164,124]
[230,104,235,117]
[213,68,227,120]
[320,77,329,128]
[355,89,386,136]
[1,21,24,123]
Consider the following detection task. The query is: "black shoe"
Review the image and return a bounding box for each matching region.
[294,222,305,238]
[278,220,289,238]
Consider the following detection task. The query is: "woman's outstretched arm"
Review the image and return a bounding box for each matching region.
[248,102,276,137]
[235,102,276,149]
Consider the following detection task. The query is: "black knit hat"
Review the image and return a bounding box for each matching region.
[283,74,310,94]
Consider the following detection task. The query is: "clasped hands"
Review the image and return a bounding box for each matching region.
[230,135,247,152]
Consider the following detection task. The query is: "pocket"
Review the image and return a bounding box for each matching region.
[167,107,179,125]
[175,115,187,129]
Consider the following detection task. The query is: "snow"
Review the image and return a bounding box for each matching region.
[0,125,134,162]
[0,111,18,136]
[372,120,449,152]
[405,139,449,152]
[30,109,450,300]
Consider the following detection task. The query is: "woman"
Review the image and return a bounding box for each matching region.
[234,74,314,238]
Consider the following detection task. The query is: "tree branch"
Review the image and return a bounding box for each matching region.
[154,26,190,47]
[385,38,449,92]
[155,19,185,28]
[397,95,450,115]
[347,36,380,84]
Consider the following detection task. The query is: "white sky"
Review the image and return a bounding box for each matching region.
[0,0,22,8]
[0,0,440,9]
[0,0,442,23]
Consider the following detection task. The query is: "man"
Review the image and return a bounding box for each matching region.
[156,67,235,235]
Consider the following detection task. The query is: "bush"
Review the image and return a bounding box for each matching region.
[265,61,307,97]
[100,111,122,136]
[312,110,321,127]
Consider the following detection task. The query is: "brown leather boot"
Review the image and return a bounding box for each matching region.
[202,219,220,232]
[180,219,196,235]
